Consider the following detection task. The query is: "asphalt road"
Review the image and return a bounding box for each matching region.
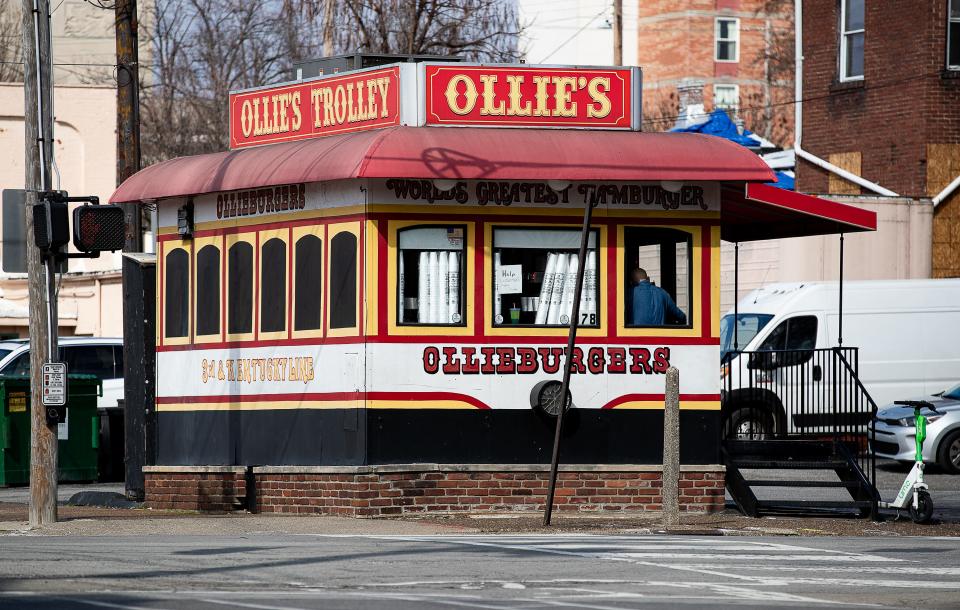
[1,534,959,609]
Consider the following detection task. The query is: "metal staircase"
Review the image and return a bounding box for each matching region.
[722,347,880,518]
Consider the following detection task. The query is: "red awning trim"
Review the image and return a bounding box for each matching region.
[110,126,774,203]
[720,183,877,242]
[746,183,877,232]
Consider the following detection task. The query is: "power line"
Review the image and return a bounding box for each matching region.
[538,7,609,63]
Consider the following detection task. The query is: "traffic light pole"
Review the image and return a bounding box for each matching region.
[23,0,58,527]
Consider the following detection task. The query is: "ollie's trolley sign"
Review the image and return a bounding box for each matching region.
[229,63,642,148]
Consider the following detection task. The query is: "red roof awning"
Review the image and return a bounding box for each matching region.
[721,183,877,242]
[111,125,876,242]
[110,126,773,203]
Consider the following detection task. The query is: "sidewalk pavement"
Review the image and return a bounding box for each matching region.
[2,500,959,538]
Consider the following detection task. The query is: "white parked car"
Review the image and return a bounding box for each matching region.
[0,337,124,410]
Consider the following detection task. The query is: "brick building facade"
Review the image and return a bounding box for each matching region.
[797,0,960,277]
[638,0,794,146]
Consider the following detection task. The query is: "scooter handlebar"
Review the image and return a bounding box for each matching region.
[894,400,943,415]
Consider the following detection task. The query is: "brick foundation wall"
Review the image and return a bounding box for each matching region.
[144,464,725,517]
[144,466,247,511]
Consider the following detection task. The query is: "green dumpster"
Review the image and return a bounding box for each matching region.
[0,374,102,486]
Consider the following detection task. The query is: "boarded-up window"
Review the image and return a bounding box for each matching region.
[260,238,286,333]
[295,234,322,331]
[330,231,357,329]
[228,241,253,334]
[165,248,189,338]
[196,245,220,336]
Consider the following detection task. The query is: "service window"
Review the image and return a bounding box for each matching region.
[194,237,222,342]
[226,234,255,341]
[163,242,191,343]
[624,227,692,328]
[397,225,466,326]
[491,227,599,327]
[259,229,289,339]
[292,226,323,337]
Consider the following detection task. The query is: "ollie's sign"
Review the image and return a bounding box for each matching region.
[424,65,635,129]
[229,66,400,148]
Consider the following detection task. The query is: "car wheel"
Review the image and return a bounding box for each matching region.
[909,490,934,524]
[936,430,960,475]
[726,407,773,440]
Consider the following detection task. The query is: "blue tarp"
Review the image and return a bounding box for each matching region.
[768,171,795,190]
[670,109,757,148]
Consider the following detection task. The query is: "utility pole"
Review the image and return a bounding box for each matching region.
[322,0,335,56]
[613,0,623,65]
[23,0,57,527]
[116,0,141,250]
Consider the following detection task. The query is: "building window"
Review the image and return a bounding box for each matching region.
[714,84,739,113]
[715,18,739,62]
[840,0,865,80]
[329,231,357,329]
[260,238,287,333]
[294,234,323,331]
[949,0,960,69]
[195,245,220,336]
[227,241,253,335]
[624,227,692,328]
[398,226,466,326]
[164,248,189,338]
[492,227,599,327]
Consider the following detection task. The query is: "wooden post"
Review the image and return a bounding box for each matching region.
[115,0,141,251]
[662,366,680,527]
[23,0,57,527]
[613,0,623,65]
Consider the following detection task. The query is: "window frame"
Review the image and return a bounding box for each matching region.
[292,224,326,339]
[616,224,705,339]
[839,0,865,81]
[193,236,223,344]
[713,83,740,114]
[388,220,476,337]
[483,222,606,338]
[949,0,960,70]
[225,232,256,342]
[257,228,291,340]
[327,221,362,338]
[161,239,192,346]
[623,226,695,331]
[396,223,469,329]
[715,17,740,63]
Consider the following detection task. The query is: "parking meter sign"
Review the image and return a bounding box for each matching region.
[42,362,67,406]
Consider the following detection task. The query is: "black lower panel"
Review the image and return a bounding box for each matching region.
[368,409,720,465]
[156,409,365,466]
[157,408,719,466]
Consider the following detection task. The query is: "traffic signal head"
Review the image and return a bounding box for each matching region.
[73,204,126,252]
[33,199,69,252]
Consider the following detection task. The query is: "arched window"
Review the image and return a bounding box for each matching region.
[228,241,253,334]
[196,245,220,336]
[329,231,357,329]
[260,238,286,333]
[164,248,189,338]
[294,234,322,331]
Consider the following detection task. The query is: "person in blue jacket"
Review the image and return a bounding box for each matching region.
[629,268,687,326]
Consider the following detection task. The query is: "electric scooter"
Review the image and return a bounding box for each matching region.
[876,400,940,524]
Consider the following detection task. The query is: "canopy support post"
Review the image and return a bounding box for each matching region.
[543,198,594,527]
[838,233,844,346]
[733,241,739,352]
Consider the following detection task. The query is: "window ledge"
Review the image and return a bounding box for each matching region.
[940,69,960,80]
[829,79,865,93]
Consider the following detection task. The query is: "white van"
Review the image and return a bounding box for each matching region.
[720,280,960,436]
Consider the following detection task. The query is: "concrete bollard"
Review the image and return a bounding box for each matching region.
[662,366,680,527]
